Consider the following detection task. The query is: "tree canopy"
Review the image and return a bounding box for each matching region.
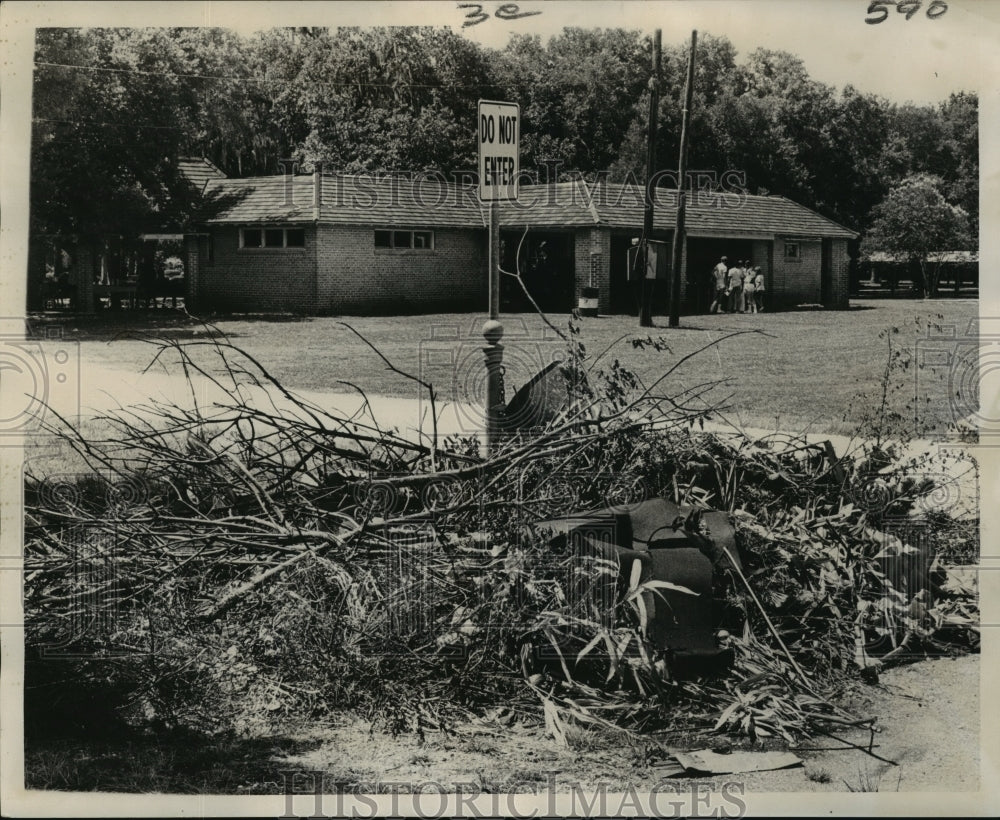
[861,174,970,297]
[30,26,978,248]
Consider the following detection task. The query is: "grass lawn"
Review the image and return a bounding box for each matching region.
[40,299,977,437]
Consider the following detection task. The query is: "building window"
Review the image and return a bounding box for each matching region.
[374,229,435,250]
[242,228,263,248]
[784,241,800,261]
[240,227,306,249]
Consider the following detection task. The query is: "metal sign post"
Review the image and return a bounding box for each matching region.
[478,100,519,453]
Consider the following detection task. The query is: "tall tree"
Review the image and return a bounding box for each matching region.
[284,27,495,173]
[611,34,742,183]
[862,174,971,298]
[936,92,978,238]
[32,29,198,240]
[818,85,893,231]
[496,28,648,177]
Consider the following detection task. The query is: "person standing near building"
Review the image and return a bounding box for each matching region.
[709,255,728,313]
[727,260,744,313]
[753,266,765,312]
[740,260,751,312]
[744,264,757,314]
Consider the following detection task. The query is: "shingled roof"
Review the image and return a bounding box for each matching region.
[498,181,858,239]
[199,173,857,239]
[495,180,597,227]
[179,157,227,193]
[202,174,485,228]
[321,175,485,227]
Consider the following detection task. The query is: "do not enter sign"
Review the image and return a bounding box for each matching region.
[478,100,519,202]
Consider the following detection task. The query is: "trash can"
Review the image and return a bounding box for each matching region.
[578,286,599,317]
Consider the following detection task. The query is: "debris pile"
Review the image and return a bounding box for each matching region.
[24,331,978,747]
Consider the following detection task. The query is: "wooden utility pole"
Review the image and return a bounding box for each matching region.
[669,30,697,328]
[639,29,661,328]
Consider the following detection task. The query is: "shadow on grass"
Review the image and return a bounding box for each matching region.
[645,322,721,331]
[24,728,325,794]
[22,651,328,794]
[645,321,780,333]
[26,311,314,342]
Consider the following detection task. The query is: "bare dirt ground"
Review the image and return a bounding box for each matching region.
[277,654,979,795]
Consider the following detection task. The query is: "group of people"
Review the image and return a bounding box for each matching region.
[709,256,765,314]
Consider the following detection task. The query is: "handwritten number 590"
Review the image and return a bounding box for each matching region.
[865,1,948,24]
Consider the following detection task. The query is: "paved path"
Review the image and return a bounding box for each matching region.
[34,356,978,519]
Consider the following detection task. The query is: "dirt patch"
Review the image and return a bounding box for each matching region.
[22,656,978,795]
[275,654,979,795]
[815,654,980,792]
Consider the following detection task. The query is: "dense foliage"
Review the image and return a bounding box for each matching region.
[31,26,978,244]
[861,174,972,297]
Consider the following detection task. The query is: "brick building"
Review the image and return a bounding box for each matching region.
[498,181,857,314]
[860,250,978,295]
[186,172,857,315]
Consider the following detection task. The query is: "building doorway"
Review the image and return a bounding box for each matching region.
[686,238,754,313]
[500,230,575,313]
[609,231,674,316]
[610,234,639,315]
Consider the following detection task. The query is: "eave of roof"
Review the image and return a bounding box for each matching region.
[202,175,487,228]
[198,175,859,239]
[179,157,228,195]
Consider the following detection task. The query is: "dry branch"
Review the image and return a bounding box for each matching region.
[23,318,978,744]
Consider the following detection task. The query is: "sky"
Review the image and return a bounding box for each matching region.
[451,0,991,105]
[2,0,994,105]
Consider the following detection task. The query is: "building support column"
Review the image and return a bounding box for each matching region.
[184,234,200,312]
[75,242,95,315]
